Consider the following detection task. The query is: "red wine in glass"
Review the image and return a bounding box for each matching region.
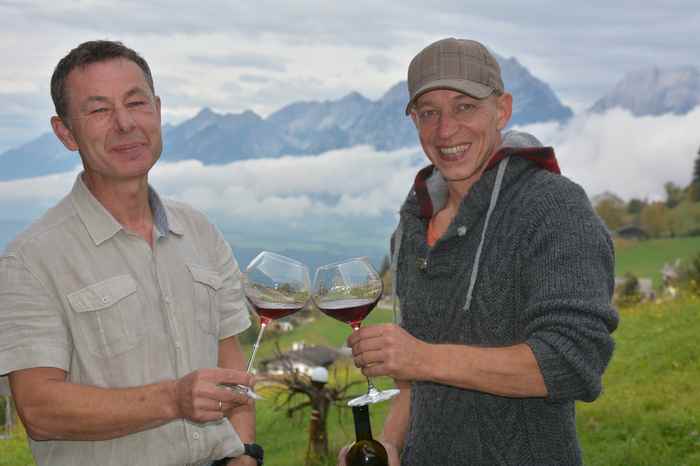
[316,297,379,330]
[248,300,305,323]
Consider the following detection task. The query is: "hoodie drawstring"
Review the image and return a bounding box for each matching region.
[463,157,509,311]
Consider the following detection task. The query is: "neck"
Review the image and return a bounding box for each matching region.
[82,172,154,240]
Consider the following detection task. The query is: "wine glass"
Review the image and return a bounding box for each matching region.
[312,257,399,406]
[224,251,311,399]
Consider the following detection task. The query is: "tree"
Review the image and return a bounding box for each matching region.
[626,198,646,215]
[664,182,685,208]
[639,201,670,237]
[690,147,700,202]
[594,195,627,231]
[264,348,363,466]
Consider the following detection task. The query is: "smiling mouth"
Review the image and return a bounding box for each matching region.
[112,142,145,152]
[439,144,470,159]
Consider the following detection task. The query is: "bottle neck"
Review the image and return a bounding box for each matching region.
[352,405,373,442]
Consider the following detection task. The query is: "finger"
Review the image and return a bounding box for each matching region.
[351,336,390,357]
[347,324,387,345]
[337,444,351,466]
[355,348,386,366]
[200,397,225,413]
[361,361,390,378]
[217,368,254,387]
[214,385,255,405]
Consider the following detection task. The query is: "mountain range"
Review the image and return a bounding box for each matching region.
[2,60,699,182]
[0,54,573,180]
[590,65,700,116]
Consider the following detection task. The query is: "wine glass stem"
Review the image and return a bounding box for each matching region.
[246,322,267,373]
[366,377,380,395]
[352,324,381,396]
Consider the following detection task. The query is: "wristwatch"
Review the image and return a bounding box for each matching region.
[212,443,264,466]
[243,443,264,465]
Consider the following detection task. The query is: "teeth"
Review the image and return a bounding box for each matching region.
[439,144,469,156]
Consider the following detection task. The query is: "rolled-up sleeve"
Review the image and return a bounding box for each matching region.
[521,190,619,403]
[0,255,72,375]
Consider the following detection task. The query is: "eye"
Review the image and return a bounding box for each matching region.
[89,107,109,114]
[418,109,439,121]
[455,103,476,114]
[127,100,147,108]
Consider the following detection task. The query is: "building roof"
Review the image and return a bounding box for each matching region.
[261,345,344,370]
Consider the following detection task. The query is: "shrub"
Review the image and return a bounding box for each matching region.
[615,272,642,307]
[677,252,700,295]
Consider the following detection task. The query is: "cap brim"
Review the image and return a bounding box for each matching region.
[404,79,495,115]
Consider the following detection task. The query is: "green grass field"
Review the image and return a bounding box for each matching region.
[2,237,699,465]
[614,236,700,287]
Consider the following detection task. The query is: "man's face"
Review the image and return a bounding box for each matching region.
[53,58,162,185]
[411,89,512,185]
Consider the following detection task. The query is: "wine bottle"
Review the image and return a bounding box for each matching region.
[345,404,389,466]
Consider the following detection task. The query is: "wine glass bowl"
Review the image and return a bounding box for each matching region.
[312,257,399,406]
[244,252,311,324]
[312,258,383,330]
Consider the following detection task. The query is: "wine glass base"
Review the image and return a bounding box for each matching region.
[348,388,400,406]
[221,383,264,400]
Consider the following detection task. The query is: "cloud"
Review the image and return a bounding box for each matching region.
[1,104,699,253]
[149,146,423,221]
[239,74,271,84]
[366,54,398,73]
[189,53,287,72]
[515,107,700,200]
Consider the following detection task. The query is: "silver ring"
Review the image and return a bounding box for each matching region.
[218,400,223,411]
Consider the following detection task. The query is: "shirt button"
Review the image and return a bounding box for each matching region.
[192,432,201,440]
[101,296,110,304]
[457,226,467,236]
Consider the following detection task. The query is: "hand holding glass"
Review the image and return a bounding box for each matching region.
[312,257,399,406]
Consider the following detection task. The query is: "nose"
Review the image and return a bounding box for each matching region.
[436,111,458,139]
[113,105,136,133]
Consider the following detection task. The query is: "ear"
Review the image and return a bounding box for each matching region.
[155,95,162,118]
[494,93,513,130]
[50,116,79,152]
[409,110,419,129]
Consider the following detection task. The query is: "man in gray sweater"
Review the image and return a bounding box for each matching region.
[344,38,618,465]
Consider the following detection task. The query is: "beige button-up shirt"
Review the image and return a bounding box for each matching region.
[0,174,251,466]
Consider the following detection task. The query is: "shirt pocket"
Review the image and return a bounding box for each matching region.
[187,264,223,336]
[66,274,144,358]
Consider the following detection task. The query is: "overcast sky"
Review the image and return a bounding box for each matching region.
[1,1,700,252]
[2,0,699,150]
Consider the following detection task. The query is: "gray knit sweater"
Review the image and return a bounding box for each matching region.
[392,132,618,465]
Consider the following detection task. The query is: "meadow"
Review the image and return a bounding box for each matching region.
[1,237,699,465]
[614,236,700,287]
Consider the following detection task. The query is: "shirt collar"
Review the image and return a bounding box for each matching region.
[70,173,184,246]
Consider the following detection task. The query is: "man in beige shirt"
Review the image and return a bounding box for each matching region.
[0,40,261,466]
